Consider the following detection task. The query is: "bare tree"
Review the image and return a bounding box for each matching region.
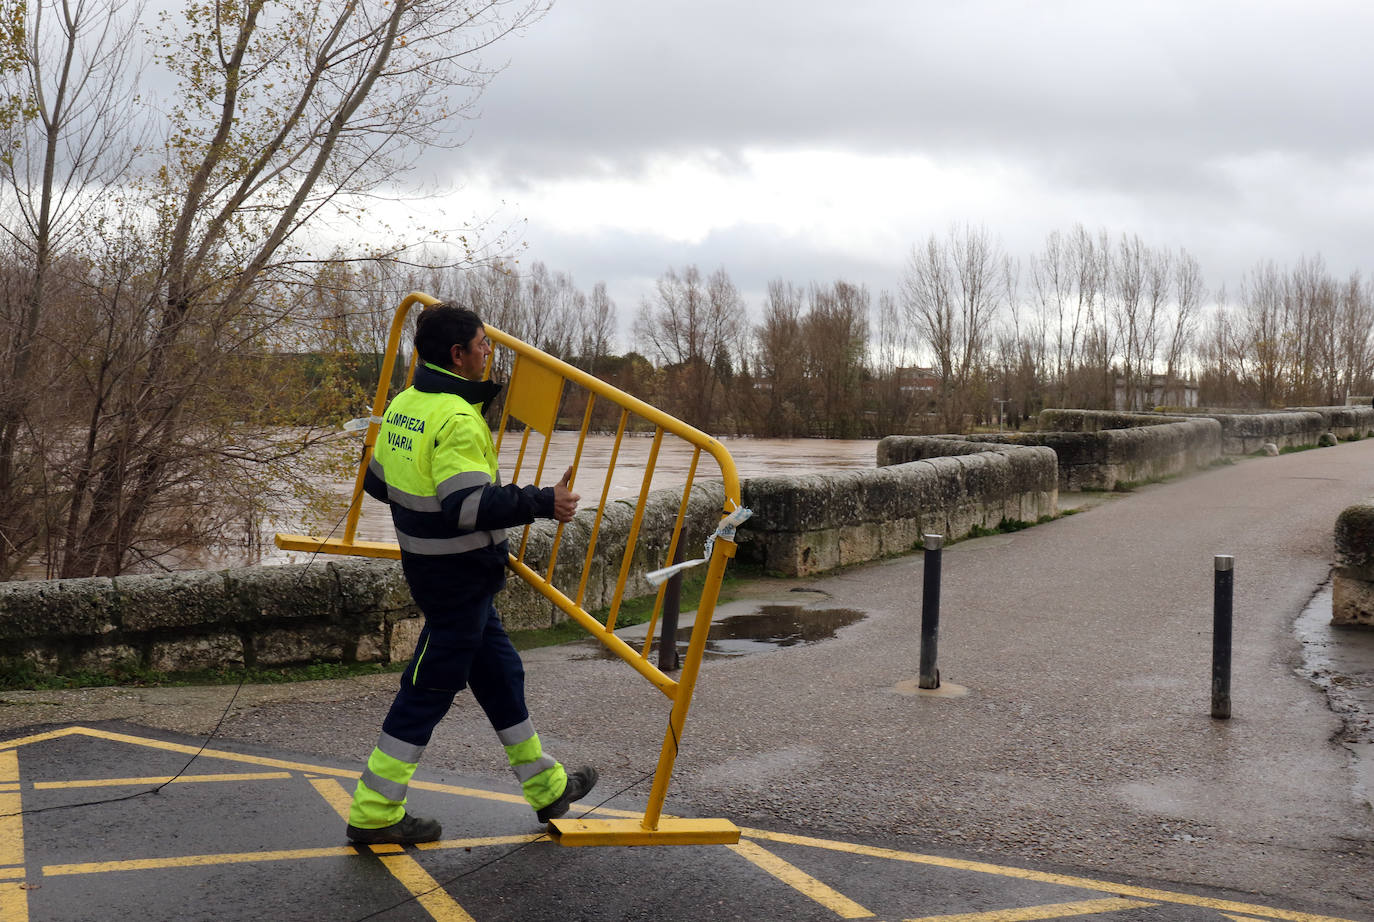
[577,281,617,374]
[870,289,917,435]
[1163,248,1203,386]
[0,0,549,578]
[1336,272,1374,401]
[752,278,807,436]
[634,265,746,429]
[0,0,145,576]
[901,225,1009,429]
[804,280,869,438]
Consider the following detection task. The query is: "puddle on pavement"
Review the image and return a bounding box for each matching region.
[573,604,865,661]
[1294,580,1374,808]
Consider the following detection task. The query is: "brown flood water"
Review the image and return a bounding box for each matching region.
[268,435,879,567]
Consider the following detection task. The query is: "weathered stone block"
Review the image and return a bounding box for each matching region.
[1332,572,1374,628]
[251,625,346,667]
[224,563,339,624]
[1335,503,1374,577]
[70,643,142,672]
[333,557,415,617]
[389,615,424,663]
[355,626,387,663]
[149,632,244,672]
[0,577,118,640]
[117,570,231,631]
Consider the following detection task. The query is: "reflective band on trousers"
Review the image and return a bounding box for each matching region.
[360,767,407,803]
[512,753,558,783]
[497,719,567,810]
[348,732,426,829]
[376,731,425,764]
[497,718,539,748]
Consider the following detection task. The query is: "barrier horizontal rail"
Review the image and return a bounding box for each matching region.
[276,291,743,846]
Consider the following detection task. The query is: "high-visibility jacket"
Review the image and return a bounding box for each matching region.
[364,362,555,605]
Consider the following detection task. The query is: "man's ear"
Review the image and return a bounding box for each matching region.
[449,342,464,367]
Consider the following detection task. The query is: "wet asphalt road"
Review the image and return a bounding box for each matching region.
[3,440,1374,921]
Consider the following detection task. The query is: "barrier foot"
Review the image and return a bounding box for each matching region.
[548,817,740,847]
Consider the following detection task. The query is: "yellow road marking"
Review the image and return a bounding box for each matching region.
[904,898,1154,922]
[375,851,477,922]
[0,750,23,868]
[41,834,550,879]
[44,845,362,876]
[0,867,26,879]
[310,777,477,922]
[308,775,356,821]
[0,878,29,922]
[1,726,1362,922]
[414,835,544,851]
[34,772,292,790]
[739,829,1359,922]
[0,727,86,751]
[728,838,874,918]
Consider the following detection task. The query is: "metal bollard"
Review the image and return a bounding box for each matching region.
[657,539,685,672]
[1211,555,1234,719]
[919,534,943,690]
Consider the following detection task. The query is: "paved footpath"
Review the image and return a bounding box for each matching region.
[3,441,1374,922]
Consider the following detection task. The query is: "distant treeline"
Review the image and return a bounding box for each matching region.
[288,225,1374,439]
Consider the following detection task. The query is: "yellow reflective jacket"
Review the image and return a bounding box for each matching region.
[365,362,554,606]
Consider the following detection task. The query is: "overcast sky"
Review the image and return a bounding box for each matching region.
[407,0,1374,348]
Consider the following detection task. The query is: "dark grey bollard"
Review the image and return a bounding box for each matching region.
[1211,555,1234,719]
[919,534,943,690]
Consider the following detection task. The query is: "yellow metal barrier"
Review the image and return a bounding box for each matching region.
[276,292,743,846]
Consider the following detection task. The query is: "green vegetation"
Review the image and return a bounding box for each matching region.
[959,513,1062,542]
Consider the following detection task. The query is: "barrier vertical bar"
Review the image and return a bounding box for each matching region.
[919,534,943,690]
[1212,554,1234,719]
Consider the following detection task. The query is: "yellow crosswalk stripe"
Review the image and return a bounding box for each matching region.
[0,750,24,868]
[904,898,1154,922]
[728,838,874,918]
[35,772,292,789]
[309,776,477,922]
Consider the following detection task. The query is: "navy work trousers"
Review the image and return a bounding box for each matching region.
[380,595,530,748]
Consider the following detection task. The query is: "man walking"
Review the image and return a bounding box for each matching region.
[346,302,597,845]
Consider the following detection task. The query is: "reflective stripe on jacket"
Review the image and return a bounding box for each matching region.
[364,362,555,604]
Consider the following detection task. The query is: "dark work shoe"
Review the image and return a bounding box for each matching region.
[346,813,442,845]
[536,766,599,823]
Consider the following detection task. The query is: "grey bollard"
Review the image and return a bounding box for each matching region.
[1211,555,1234,719]
[919,534,943,690]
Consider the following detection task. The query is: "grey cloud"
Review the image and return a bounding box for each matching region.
[454,0,1374,183]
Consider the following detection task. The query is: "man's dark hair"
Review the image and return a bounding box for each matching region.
[415,303,484,368]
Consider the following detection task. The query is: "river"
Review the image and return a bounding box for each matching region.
[266,435,880,567]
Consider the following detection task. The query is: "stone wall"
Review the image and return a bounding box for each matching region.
[1158,405,1374,454]
[0,483,730,679]
[1,450,1062,677]
[916,412,1224,492]
[745,440,1058,576]
[1173,409,1325,454]
[1285,406,1374,442]
[1333,501,1374,628]
[0,558,422,678]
